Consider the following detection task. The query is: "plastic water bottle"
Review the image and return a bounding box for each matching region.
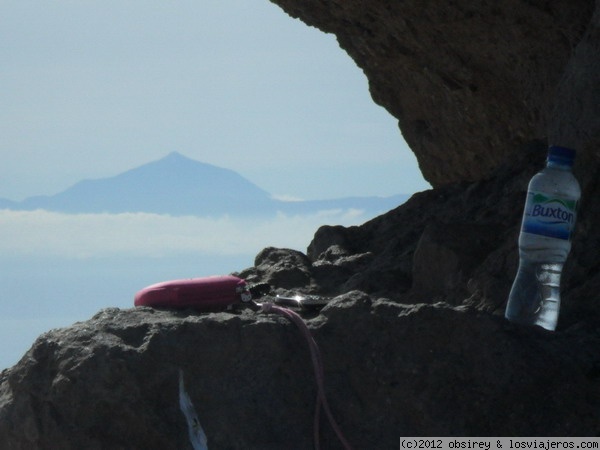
[504,146,580,331]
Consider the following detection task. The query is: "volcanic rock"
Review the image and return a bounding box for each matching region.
[4,1,600,447]
[269,0,596,187]
[1,295,600,449]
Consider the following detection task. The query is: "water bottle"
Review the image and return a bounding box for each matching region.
[504,145,580,331]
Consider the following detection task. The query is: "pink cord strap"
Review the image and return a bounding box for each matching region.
[261,302,353,450]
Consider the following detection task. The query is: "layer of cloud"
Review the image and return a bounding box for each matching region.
[0,209,369,259]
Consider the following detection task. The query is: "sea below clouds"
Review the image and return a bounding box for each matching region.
[0,207,376,370]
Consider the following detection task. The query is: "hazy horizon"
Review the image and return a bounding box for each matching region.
[1,0,428,370]
[0,149,419,371]
[1,200,407,370]
[1,1,429,203]
[0,150,413,205]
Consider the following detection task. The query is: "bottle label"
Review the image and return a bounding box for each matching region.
[521,191,577,240]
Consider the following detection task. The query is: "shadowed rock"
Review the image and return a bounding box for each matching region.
[1,295,599,448]
[4,1,600,447]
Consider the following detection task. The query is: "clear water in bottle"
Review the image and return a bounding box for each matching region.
[505,261,563,330]
[504,146,580,331]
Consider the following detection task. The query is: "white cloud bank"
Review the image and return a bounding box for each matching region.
[0,209,369,259]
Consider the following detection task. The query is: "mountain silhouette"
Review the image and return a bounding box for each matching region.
[0,152,409,216]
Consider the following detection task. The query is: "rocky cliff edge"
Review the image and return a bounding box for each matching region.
[3,0,600,447]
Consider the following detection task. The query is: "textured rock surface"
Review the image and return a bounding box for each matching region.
[4,1,600,447]
[239,140,600,326]
[550,3,600,152]
[269,0,595,186]
[2,296,600,449]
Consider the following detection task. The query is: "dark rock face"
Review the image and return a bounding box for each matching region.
[269,0,594,187]
[2,297,600,449]
[2,149,600,446]
[4,1,600,447]
[238,140,600,327]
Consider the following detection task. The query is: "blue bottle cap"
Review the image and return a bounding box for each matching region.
[548,145,576,165]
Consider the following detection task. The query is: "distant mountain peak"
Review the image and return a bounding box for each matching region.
[6,152,410,217]
[134,152,224,179]
[163,151,188,160]
[153,151,196,167]
[148,152,224,175]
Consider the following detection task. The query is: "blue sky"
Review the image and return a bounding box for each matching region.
[1,0,429,202]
